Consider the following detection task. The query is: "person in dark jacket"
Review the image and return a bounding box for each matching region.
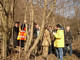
[33,22,37,39]
[36,24,40,37]
[13,22,19,48]
[64,26,73,56]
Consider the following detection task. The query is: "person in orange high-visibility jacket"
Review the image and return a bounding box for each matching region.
[17,24,26,47]
[17,30,26,41]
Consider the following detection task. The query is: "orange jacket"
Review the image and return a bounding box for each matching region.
[17,30,26,41]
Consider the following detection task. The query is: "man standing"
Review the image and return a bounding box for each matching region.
[42,24,51,57]
[53,24,65,60]
[33,22,37,39]
[13,22,19,48]
[64,26,73,56]
[36,24,40,37]
[17,24,26,47]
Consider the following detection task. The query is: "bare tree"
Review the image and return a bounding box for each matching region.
[1,0,8,59]
[73,0,79,41]
[25,0,47,58]
[52,0,56,27]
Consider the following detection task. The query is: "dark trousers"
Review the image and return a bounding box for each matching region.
[64,43,72,56]
[48,45,52,54]
[13,39,18,48]
[18,40,25,47]
[48,41,55,54]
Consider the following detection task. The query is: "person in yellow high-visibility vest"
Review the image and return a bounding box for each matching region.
[17,24,26,47]
[53,24,65,60]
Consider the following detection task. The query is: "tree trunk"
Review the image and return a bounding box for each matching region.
[24,1,28,51]
[2,8,8,60]
[63,6,66,28]
[1,0,9,59]
[26,0,47,58]
[74,0,79,41]
[25,0,34,52]
[52,0,56,27]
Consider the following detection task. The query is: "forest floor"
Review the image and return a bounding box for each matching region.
[35,40,80,60]
[1,40,80,60]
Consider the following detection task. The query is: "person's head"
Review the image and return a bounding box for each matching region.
[15,22,19,27]
[34,22,37,28]
[44,24,48,29]
[24,20,27,23]
[56,24,62,29]
[54,26,57,30]
[36,24,39,29]
[44,23,50,30]
[66,26,70,31]
[48,25,52,30]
